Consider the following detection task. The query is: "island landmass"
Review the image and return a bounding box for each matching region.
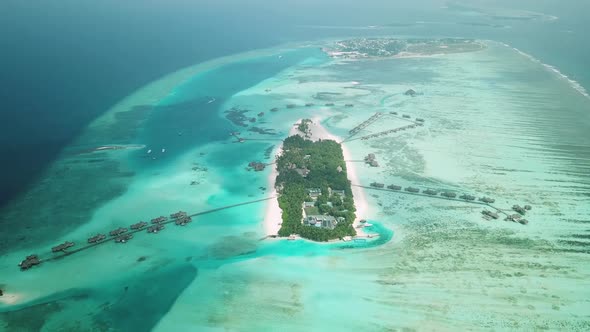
[274,129,358,242]
[323,37,486,59]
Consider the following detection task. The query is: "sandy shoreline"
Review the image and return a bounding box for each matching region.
[262,116,371,238]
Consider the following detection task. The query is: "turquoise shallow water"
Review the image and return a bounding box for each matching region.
[1,38,590,331]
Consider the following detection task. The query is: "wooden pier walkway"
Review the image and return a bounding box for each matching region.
[31,196,278,266]
[341,112,385,142]
[346,123,421,142]
[353,184,509,216]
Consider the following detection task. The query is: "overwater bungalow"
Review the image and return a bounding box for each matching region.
[109,227,128,237]
[481,210,499,219]
[170,211,188,219]
[441,192,457,198]
[130,221,148,230]
[519,219,529,225]
[147,224,165,233]
[286,104,297,109]
[248,161,266,171]
[524,205,532,211]
[51,241,75,253]
[512,205,526,215]
[459,194,476,201]
[479,196,495,204]
[257,112,264,117]
[402,114,411,119]
[175,216,193,226]
[404,89,417,97]
[415,118,425,122]
[151,216,167,224]
[387,184,402,190]
[270,107,279,112]
[390,111,398,115]
[506,214,522,222]
[115,234,133,243]
[87,234,106,244]
[405,187,420,193]
[370,182,385,188]
[423,189,437,195]
[19,255,41,271]
[365,153,376,162]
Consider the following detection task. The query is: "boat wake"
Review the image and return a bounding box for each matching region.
[503,43,590,100]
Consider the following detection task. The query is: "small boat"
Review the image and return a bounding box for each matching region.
[161,148,166,153]
[147,149,152,154]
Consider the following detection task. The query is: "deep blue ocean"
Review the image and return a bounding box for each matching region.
[1,0,589,206]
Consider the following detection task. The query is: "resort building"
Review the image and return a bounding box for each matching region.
[307,188,322,199]
[304,215,338,230]
[303,201,316,208]
[295,168,310,177]
[331,189,346,197]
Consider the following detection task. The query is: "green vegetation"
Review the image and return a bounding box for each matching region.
[276,135,356,241]
[297,119,312,135]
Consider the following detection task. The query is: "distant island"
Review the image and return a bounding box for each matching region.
[323,38,486,59]
[275,134,357,241]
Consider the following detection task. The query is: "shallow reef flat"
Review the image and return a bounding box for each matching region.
[1,39,589,331]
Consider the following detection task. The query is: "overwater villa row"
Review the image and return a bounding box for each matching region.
[369,182,492,202]
[265,102,354,114]
[359,123,422,141]
[367,182,533,225]
[18,211,190,271]
[482,204,532,224]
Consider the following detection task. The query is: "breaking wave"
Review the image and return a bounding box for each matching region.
[503,43,590,100]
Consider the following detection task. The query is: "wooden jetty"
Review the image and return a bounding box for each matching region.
[348,123,421,142]
[18,196,278,270]
[344,113,384,140]
[353,184,510,217]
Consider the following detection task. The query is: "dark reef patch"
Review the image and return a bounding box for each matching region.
[93,264,197,332]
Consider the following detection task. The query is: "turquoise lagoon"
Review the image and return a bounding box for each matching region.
[1,40,589,331]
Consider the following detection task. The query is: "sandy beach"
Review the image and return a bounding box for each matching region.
[263,116,371,238]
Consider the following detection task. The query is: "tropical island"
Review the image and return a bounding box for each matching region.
[323,37,486,59]
[274,133,357,242]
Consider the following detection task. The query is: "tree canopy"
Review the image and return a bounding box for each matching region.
[275,135,356,241]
